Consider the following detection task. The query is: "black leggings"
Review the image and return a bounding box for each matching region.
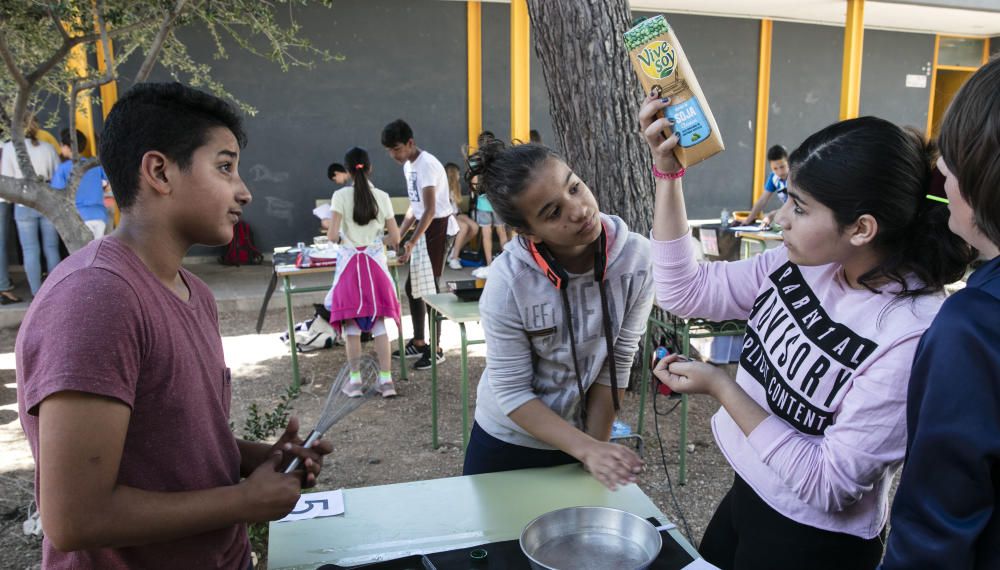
[700,475,885,570]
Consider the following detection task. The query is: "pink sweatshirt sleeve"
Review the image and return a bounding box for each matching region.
[651,231,781,321]
[746,334,920,512]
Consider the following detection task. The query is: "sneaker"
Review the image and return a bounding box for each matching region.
[392,339,426,360]
[376,378,397,398]
[414,348,445,370]
[471,266,489,279]
[341,378,363,398]
[448,258,463,270]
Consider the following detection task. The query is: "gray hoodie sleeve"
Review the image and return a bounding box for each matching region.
[479,265,539,416]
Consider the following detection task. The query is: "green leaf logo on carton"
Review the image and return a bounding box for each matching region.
[636,41,676,79]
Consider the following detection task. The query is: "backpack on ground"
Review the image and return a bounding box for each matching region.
[279,304,342,352]
[220,220,264,266]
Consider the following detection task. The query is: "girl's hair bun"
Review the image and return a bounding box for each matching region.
[466,138,506,182]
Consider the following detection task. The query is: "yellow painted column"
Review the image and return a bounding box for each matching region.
[467,1,482,152]
[510,0,530,143]
[752,19,773,203]
[67,42,96,156]
[95,36,118,119]
[839,0,865,120]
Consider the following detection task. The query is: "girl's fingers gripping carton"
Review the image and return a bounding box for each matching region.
[624,15,725,167]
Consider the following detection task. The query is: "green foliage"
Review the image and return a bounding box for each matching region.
[241,383,300,443]
[1,0,336,119]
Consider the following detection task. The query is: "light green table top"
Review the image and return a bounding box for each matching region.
[422,292,482,323]
[268,464,695,569]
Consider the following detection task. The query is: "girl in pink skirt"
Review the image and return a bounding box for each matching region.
[325,147,402,397]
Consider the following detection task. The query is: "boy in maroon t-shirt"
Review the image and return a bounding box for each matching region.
[15,82,332,569]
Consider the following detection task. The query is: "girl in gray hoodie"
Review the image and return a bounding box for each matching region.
[462,140,653,490]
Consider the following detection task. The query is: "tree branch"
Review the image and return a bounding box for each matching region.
[135,0,190,83]
[8,89,38,181]
[24,41,74,87]
[0,28,28,89]
[24,14,159,86]
[82,16,162,44]
[47,5,72,44]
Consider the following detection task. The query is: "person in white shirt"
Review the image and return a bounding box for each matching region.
[381,119,453,370]
[0,117,60,302]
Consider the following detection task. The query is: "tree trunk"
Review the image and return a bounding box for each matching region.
[0,177,94,252]
[525,0,653,236]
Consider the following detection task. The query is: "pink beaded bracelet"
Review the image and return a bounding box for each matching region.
[652,164,685,180]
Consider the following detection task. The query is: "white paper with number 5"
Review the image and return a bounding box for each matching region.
[277,490,345,523]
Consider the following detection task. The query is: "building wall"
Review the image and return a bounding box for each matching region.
[860,30,936,131]
[94,1,948,250]
[768,22,844,154]
[480,2,557,149]
[118,0,469,251]
[768,23,935,163]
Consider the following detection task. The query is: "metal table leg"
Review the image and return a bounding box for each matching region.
[460,323,469,450]
[283,275,301,390]
[430,305,439,449]
[390,264,407,381]
[256,270,278,333]
[679,324,692,485]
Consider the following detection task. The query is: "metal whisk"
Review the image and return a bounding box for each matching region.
[284,355,380,473]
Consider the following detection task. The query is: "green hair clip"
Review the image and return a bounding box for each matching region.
[926,194,949,204]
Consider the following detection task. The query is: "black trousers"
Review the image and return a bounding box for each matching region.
[700,475,885,570]
[462,422,578,475]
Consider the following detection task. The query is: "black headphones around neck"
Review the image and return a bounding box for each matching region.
[526,221,609,289]
[524,220,621,422]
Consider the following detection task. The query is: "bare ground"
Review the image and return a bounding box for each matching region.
[0,307,736,569]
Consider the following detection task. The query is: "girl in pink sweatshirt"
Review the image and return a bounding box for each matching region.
[640,93,973,570]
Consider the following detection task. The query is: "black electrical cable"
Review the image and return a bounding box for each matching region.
[652,366,695,543]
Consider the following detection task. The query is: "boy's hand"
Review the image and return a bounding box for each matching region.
[271,417,333,489]
[579,441,644,491]
[397,241,414,263]
[638,90,682,175]
[241,452,302,522]
[653,355,731,398]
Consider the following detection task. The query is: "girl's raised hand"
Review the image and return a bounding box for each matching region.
[580,441,644,491]
[638,90,682,174]
[653,354,732,398]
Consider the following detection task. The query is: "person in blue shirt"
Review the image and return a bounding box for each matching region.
[50,130,110,240]
[740,144,788,226]
[880,56,1000,570]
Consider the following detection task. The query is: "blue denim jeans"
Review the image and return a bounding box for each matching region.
[0,202,12,291]
[14,205,61,295]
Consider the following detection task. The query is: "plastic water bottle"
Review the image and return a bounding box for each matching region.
[720,209,730,229]
[611,420,632,438]
[296,241,310,267]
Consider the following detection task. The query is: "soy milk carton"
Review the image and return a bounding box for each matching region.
[624,15,725,167]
